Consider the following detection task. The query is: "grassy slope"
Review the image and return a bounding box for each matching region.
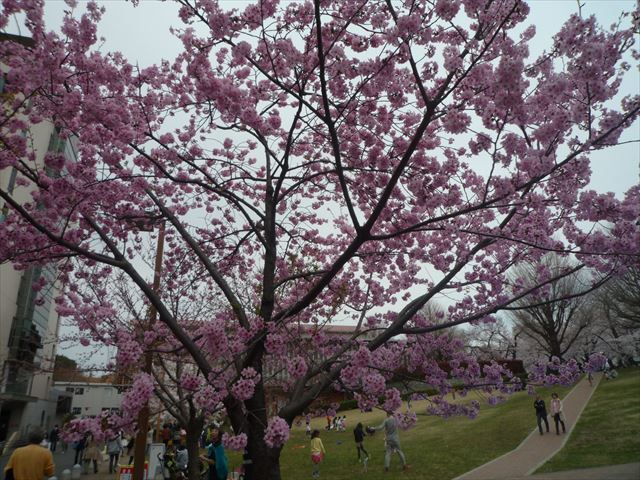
[536,368,640,473]
[224,385,568,480]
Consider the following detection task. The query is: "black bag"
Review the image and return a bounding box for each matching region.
[4,468,14,480]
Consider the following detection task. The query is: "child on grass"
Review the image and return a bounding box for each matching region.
[310,429,326,478]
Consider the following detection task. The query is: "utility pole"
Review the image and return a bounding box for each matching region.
[133,220,165,480]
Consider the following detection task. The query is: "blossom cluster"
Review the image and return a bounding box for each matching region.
[231,367,261,401]
[222,432,248,451]
[394,410,417,430]
[528,357,582,387]
[263,417,290,449]
[120,373,154,419]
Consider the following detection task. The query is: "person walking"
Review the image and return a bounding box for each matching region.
[353,423,369,464]
[370,411,409,472]
[48,425,60,452]
[550,392,566,435]
[3,429,55,480]
[74,433,87,465]
[534,395,550,435]
[84,434,101,474]
[106,432,123,473]
[310,430,326,478]
[126,435,135,464]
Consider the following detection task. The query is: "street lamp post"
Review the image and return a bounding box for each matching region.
[132,219,165,480]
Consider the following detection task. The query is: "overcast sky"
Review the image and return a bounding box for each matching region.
[6,0,637,367]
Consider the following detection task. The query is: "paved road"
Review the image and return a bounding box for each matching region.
[454,374,603,480]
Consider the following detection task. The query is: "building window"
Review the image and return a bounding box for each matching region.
[66,387,75,393]
[74,387,84,395]
[72,407,81,415]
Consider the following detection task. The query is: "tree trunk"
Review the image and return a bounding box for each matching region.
[186,417,204,480]
[549,337,563,360]
[244,423,282,480]
[240,370,284,479]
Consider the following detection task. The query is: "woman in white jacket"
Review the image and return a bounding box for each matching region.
[550,393,566,435]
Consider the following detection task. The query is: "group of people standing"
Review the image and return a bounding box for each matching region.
[322,415,347,432]
[533,393,567,435]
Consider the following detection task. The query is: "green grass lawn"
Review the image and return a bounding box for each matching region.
[536,368,640,473]
[224,385,569,479]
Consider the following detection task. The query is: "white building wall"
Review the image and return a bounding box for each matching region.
[53,382,123,418]
[0,117,64,441]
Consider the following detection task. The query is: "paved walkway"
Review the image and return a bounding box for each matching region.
[454,373,602,480]
[520,462,640,480]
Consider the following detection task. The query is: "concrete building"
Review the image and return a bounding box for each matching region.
[0,55,77,445]
[52,382,124,418]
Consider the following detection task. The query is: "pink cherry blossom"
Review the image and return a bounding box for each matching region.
[0,1,637,478]
[264,417,289,449]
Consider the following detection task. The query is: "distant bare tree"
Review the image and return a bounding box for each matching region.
[597,267,640,334]
[465,319,522,360]
[505,255,599,360]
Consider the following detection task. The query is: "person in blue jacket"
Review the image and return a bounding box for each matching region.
[200,428,228,480]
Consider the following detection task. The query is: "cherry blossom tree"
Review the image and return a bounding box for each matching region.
[55,258,227,479]
[1,0,639,477]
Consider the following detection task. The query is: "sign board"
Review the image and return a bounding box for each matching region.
[118,462,148,480]
[148,443,166,479]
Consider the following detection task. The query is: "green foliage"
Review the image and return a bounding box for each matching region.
[536,368,640,473]
[337,399,358,412]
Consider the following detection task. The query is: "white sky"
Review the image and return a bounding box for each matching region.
[6,0,638,367]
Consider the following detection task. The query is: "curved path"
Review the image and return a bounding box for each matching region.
[454,373,602,480]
